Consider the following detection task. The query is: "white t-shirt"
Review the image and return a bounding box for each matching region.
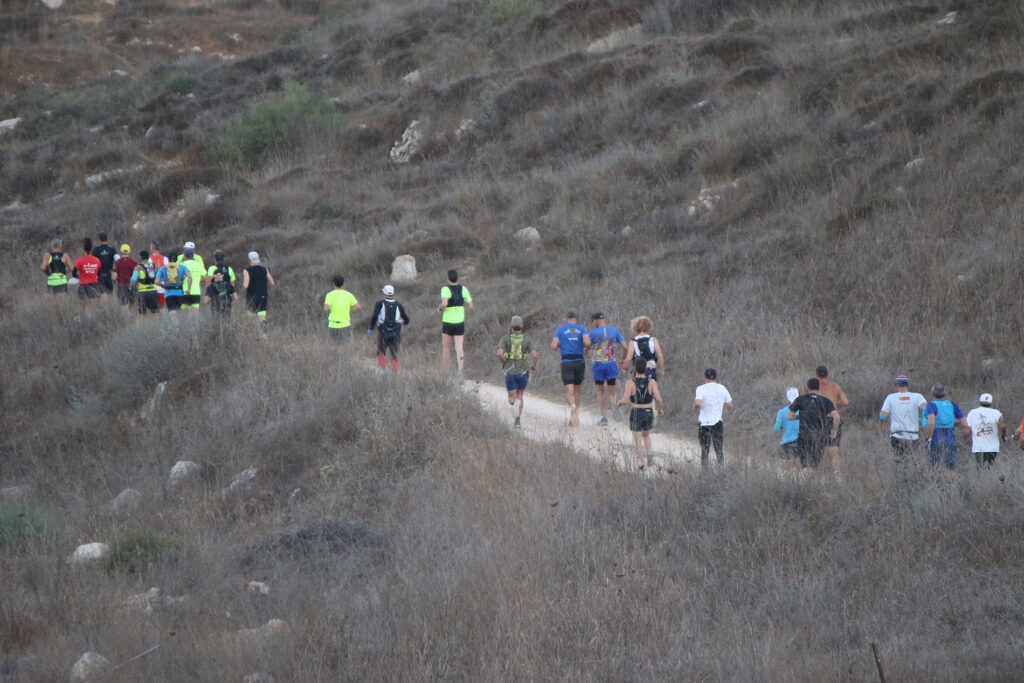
[880,391,927,439]
[966,406,1002,453]
[695,382,732,426]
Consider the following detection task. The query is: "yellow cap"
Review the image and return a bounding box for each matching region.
[120,244,131,254]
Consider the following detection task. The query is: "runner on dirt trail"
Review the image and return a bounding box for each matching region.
[589,312,626,427]
[41,238,72,294]
[131,250,160,315]
[694,368,733,467]
[966,393,1006,468]
[368,284,410,374]
[552,310,591,427]
[155,251,191,312]
[814,365,849,475]
[439,269,473,374]
[880,375,928,458]
[786,378,840,471]
[206,250,236,288]
[203,268,237,317]
[617,357,665,471]
[180,247,205,311]
[149,242,166,308]
[923,384,968,470]
[74,237,105,305]
[497,315,539,428]
[622,316,664,381]
[774,386,801,469]
[324,274,361,343]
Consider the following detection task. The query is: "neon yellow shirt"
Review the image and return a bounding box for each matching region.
[206,265,236,283]
[176,253,206,272]
[324,289,359,328]
[181,259,205,296]
[441,285,472,324]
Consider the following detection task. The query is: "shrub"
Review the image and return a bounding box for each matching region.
[484,0,538,26]
[0,501,60,549]
[105,532,182,574]
[217,82,342,170]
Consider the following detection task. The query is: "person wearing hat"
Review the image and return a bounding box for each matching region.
[880,375,928,457]
[367,284,409,373]
[552,310,591,427]
[588,312,626,427]
[179,245,205,311]
[774,387,801,468]
[497,315,539,428]
[243,251,275,323]
[694,368,733,466]
[175,241,206,272]
[966,393,1007,468]
[786,378,840,471]
[113,243,138,307]
[923,384,968,470]
[323,274,361,343]
[91,232,118,294]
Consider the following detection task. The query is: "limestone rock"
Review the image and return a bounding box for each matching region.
[111,488,142,513]
[0,117,22,135]
[514,226,541,247]
[247,580,270,595]
[69,542,110,564]
[236,619,290,647]
[401,70,422,86]
[168,460,201,489]
[390,120,422,164]
[125,587,163,614]
[453,118,476,141]
[0,485,32,501]
[389,255,417,284]
[70,652,110,682]
[586,25,644,54]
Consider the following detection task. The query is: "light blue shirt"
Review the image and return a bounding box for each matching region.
[775,406,800,445]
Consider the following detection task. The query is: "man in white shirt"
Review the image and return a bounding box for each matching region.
[965,393,1006,468]
[693,368,733,466]
[879,375,927,457]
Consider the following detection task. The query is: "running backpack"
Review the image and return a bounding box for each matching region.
[634,376,653,405]
[138,261,156,283]
[634,336,655,362]
[213,263,231,281]
[379,300,402,340]
[165,263,181,287]
[447,284,464,307]
[210,281,231,311]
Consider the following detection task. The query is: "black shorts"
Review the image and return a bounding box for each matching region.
[560,359,585,385]
[182,294,201,306]
[780,443,799,460]
[442,322,465,336]
[48,284,68,294]
[376,334,401,358]
[247,295,268,313]
[827,420,843,447]
[97,270,114,293]
[630,408,654,432]
[797,435,828,468]
[165,296,184,311]
[329,327,353,343]
[77,282,103,299]
[137,291,159,314]
[117,285,135,305]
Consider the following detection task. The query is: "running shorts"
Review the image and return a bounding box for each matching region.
[247,295,268,314]
[504,372,530,392]
[630,408,654,432]
[442,322,465,336]
[137,292,159,314]
[593,361,618,384]
[560,359,585,385]
[78,283,103,299]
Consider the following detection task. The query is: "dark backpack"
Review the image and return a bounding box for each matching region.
[210,281,231,312]
[379,300,402,340]
[635,336,655,362]
[634,376,653,405]
[213,263,231,281]
[447,284,464,307]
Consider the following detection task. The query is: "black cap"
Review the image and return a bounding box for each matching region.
[591,312,605,320]
[567,310,578,319]
[704,368,717,379]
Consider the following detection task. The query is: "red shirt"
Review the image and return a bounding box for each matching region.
[114,257,137,285]
[75,255,101,284]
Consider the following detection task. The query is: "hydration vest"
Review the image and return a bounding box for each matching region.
[136,261,157,291]
[633,335,656,365]
[447,284,464,307]
[46,251,68,285]
[506,332,526,360]
[378,300,403,340]
[164,263,182,289]
[632,376,653,406]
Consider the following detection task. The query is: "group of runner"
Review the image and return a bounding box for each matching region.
[42,236,275,320]
[44,239,1020,474]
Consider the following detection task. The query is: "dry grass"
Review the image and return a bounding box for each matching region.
[4,0,1024,678]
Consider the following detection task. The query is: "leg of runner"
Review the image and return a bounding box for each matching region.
[641,429,653,467]
[595,383,607,425]
[453,334,465,372]
[442,333,453,369]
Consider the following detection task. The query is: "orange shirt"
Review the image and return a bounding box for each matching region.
[75,255,101,284]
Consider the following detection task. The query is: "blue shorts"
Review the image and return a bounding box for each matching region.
[592,361,618,384]
[504,372,530,391]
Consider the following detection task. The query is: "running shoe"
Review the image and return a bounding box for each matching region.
[514,416,521,428]
[598,416,609,427]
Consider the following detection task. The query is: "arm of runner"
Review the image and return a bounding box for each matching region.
[651,378,665,415]
[267,270,275,287]
[438,296,448,313]
[653,338,665,374]
[39,254,50,273]
[367,301,382,332]
[243,269,250,289]
[999,415,1007,440]
[836,386,850,408]
[496,346,506,363]
[616,380,634,406]
[530,348,539,372]
[550,336,560,351]
[924,413,935,442]
[351,301,362,313]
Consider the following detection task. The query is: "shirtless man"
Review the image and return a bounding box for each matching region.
[815,365,849,476]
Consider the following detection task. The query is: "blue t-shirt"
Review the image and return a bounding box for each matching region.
[554,323,588,361]
[775,406,800,445]
[925,400,963,445]
[155,265,184,296]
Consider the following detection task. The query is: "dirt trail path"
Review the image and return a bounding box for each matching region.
[465,379,702,472]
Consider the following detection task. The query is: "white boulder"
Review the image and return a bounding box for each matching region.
[514,226,541,247]
[247,580,270,595]
[69,542,110,564]
[586,25,644,54]
[389,255,418,284]
[390,120,422,164]
[110,488,142,513]
[401,70,422,86]
[0,117,22,135]
[168,460,201,488]
[70,652,110,682]
[220,468,258,503]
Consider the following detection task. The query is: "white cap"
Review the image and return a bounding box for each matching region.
[979,393,993,405]
[248,251,259,263]
[184,241,196,249]
[381,284,394,296]
[786,387,799,403]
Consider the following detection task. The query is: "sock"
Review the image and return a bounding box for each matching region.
[377,354,386,369]
[391,359,399,373]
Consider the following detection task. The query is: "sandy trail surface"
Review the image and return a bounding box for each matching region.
[465,379,702,472]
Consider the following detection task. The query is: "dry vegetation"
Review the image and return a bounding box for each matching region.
[3,0,1024,679]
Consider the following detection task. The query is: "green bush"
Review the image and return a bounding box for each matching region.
[105,532,182,574]
[164,72,204,95]
[0,501,60,549]
[484,0,538,26]
[217,82,342,169]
